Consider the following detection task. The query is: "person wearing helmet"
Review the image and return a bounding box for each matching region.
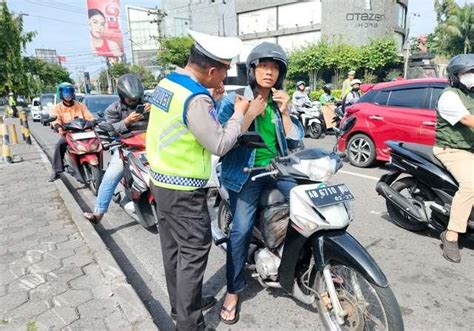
[217,42,304,324]
[84,74,149,223]
[433,53,474,263]
[343,78,362,107]
[7,92,18,117]
[146,30,249,330]
[49,83,94,182]
[319,84,336,105]
[342,70,356,98]
[292,80,311,108]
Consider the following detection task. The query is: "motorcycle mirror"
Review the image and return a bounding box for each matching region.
[43,116,57,125]
[98,122,116,135]
[238,132,267,149]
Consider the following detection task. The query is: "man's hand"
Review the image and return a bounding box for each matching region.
[58,128,65,136]
[272,88,290,115]
[209,82,225,101]
[234,95,250,116]
[144,103,151,112]
[248,95,266,118]
[124,111,143,126]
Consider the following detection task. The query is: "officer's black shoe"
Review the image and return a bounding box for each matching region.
[48,172,60,182]
[170,296,217,320]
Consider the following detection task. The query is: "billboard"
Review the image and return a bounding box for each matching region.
[35,48,58,64]
[87,0,124,57]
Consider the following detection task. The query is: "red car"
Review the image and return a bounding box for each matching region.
[338,78,448,167]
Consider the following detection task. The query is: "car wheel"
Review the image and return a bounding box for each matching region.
[347,133,376,168]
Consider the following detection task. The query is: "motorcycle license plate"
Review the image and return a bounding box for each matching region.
[305,184,354,207]
[71,131,96,140]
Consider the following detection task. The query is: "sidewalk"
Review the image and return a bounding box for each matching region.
[0,137,157,330]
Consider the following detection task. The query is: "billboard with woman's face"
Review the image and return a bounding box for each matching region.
[87,0,124,57]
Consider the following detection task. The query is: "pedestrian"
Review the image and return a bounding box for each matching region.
[433,54,474,263]
[341,70,356,98]
[217,42,304,325]
[145,29,253,330]
[292,80,311,108]
[48,83,94,182]
[83,74,149,223]
[8,92,18,118]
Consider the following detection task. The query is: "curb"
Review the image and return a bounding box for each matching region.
[30,134,157,330]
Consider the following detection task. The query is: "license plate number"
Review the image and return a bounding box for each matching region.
[71,131,96,140]
[306,184,354,207]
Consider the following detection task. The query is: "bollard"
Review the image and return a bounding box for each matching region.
[1,123,12,163]
[20,111,32,145]
[9,124,18,145]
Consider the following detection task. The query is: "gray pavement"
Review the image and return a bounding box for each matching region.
[0,121,156,330]
[24,114,474,330]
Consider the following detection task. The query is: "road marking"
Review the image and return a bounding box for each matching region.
[339,170,379,181]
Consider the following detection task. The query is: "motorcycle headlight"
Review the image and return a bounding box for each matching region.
[292,156,339,181]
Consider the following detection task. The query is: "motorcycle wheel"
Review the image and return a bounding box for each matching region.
[84,164,102,196]
[309,123,323,139]
[314,263,404,331]
[217,200,233,237]
[134,197,158,232]
[386,177,431,232]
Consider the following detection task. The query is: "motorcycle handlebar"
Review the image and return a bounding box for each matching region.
[243,166,271,173]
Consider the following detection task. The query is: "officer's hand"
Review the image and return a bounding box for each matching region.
[272,88,290,115]
[144,103,151,112]
[234,95,250,115]
[248,95,266,118]
[124,111,143,126]
[58,128,65,136]
[209,83,225,101]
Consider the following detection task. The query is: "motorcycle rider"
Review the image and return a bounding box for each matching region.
[83,74,149,223]
[343,79,362,108]
[319,84,336,105]
[217,42,304,324]
[342,70,356,98]
[433,54,474,263]
[292,80,311,108]
[48,84,94,182]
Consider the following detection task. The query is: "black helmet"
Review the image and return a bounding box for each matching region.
[323,84,332,94]
[117,74,144,107]
[447,54,474,91]
[246,42,288,90]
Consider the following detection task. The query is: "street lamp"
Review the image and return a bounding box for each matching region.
[403,12,421,79]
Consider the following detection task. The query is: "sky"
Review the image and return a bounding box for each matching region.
[7,0,471,82]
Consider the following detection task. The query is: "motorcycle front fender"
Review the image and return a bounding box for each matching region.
[312,231,388,288]
[80,153,99,166]
[378,171,401,186]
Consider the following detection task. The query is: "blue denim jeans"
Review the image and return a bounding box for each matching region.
[95,150,123,214]
[226,173,296,293]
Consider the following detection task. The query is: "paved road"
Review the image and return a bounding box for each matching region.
[28,118,474,330]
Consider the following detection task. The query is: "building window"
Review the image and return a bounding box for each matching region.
[278,1,322,30]
[397,3,406,29]
[238,8,277,35]
[174,17,190,36]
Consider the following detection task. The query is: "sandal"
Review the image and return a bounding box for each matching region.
[220,300,240,325]
[83,212,103,224]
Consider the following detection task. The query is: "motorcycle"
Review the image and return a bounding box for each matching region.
[293,101,326,139]
[332,102,345,129]
[46,116,103,195]
[98,122,159,231]
[212,118,404,330]
[376,140,474,233]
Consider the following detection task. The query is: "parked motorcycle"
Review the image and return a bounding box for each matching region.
[376,140,474,233]
[46,116,103,195]
[212,118,404,330]
[293,101,325,139]
[98,122,158,231]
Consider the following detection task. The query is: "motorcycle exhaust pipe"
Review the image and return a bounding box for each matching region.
[376,182,427,222]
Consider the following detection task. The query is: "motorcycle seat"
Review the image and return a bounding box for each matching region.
[259,189,285,207]
[401,143,445,168]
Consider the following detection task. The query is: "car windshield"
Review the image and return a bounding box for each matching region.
[40,95,54,105]
[84,96,119,114]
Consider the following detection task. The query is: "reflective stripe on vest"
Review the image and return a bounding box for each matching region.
[146,72,214,191]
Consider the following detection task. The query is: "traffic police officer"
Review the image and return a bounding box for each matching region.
[146,30,251,330]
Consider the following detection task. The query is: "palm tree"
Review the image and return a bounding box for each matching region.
[443,4,474,54]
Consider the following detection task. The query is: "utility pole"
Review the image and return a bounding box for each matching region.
[148,6,167,45]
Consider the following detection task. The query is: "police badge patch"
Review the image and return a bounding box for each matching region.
[150,86,174,112]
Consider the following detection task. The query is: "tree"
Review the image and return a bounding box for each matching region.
[443,4,474,54]
[0,3,35,95]
[107,62,157,90]
[23,57,73,95]
[157,36,193,69]
[109,62,130,79]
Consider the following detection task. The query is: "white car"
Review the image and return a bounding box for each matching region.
[29,97,41,122]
